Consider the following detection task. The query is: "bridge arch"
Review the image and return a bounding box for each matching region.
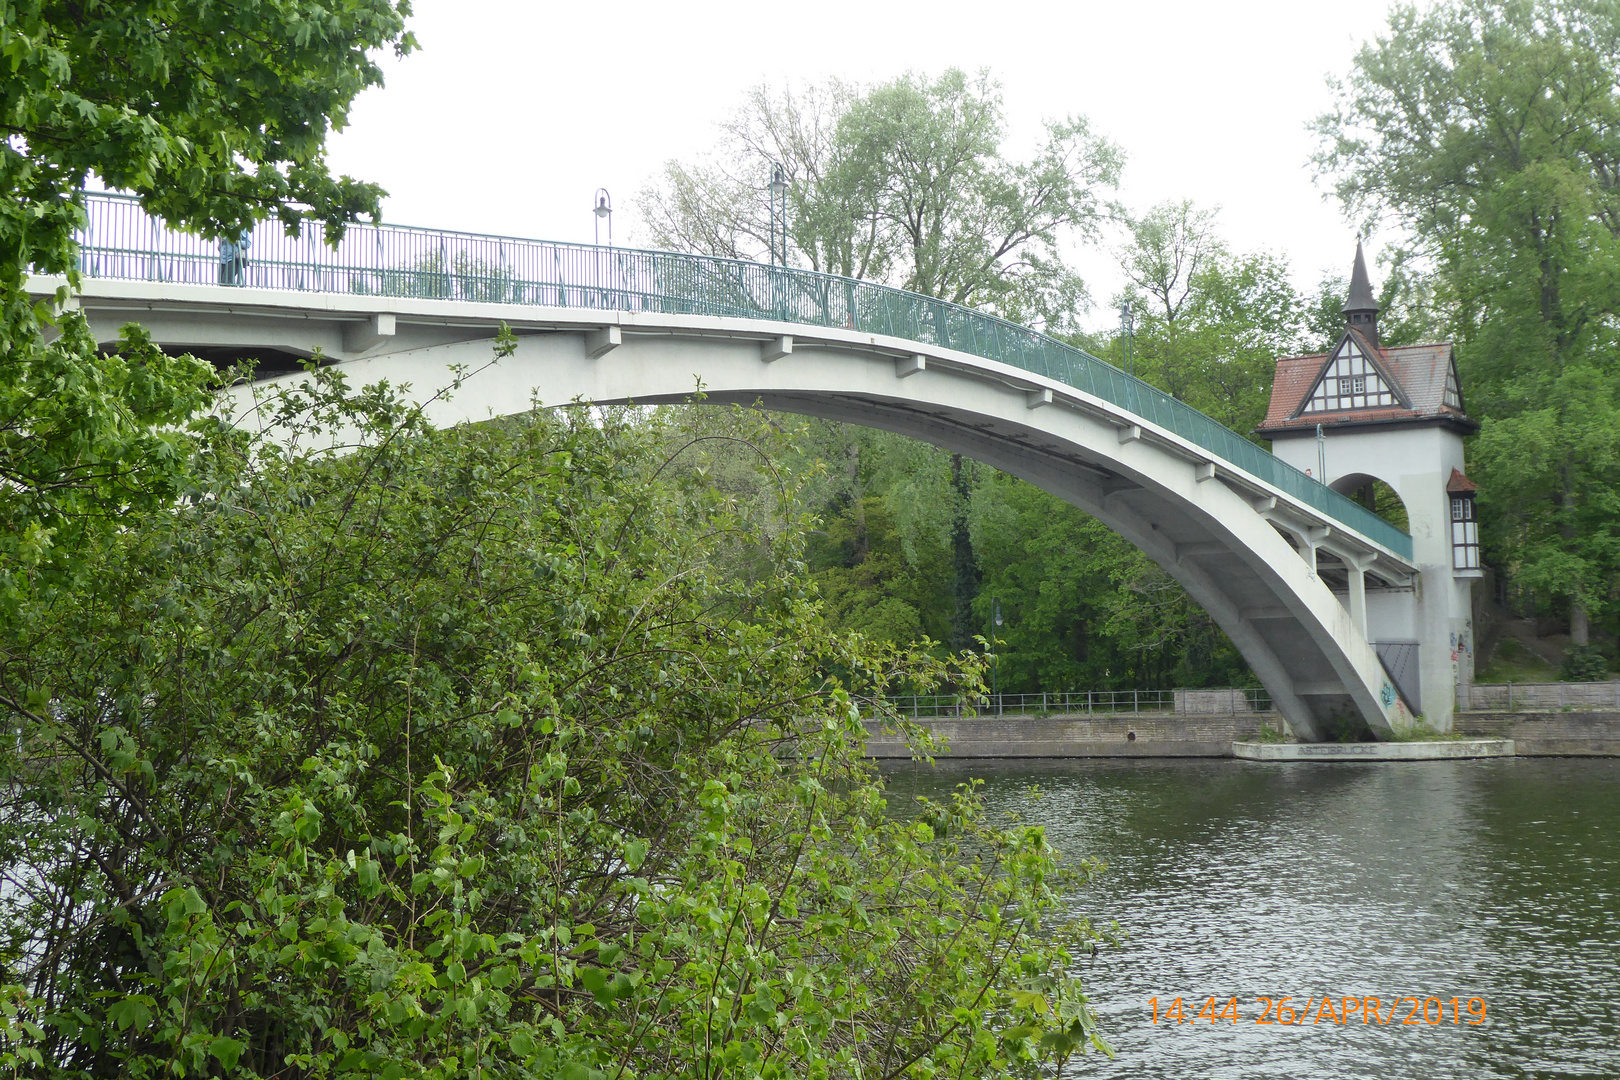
[1330,472,1410,529]
[48,195,1428,739]
[59,281,1420,741]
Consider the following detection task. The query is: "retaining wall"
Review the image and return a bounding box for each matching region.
[862,712,1272,759]
[1454,711,1620,756]
[862,711,1620,758]
[1465,682,1620,710]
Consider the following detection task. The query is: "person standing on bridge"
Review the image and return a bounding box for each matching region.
[218,228,252,286]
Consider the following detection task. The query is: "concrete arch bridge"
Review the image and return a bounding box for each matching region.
[50,193,1436,741]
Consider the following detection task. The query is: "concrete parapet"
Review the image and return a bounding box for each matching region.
[1233,739,1514,762]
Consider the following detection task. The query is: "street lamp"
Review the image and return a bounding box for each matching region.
[1119,300,1134,377]
[593,189,613,309]
[767,163,788,265]
[594,188,613,247]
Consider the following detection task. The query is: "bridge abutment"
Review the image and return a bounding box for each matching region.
[1260,245,1479,733]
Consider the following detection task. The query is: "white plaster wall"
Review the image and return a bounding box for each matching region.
[1273,423,1475,729]
[1366,589,1418,641]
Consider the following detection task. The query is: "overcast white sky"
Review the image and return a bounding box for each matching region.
[324,0,1420,333]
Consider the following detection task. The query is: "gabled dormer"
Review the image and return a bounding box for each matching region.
[1295,330,1410,416]
[1442,355,1463,412]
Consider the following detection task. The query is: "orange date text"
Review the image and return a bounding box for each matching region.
[1148,996,1487,1026]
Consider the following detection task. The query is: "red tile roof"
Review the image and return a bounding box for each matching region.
[1256,334,1471,434]
[1260,351,1326,428]
[1447,467,1477,494]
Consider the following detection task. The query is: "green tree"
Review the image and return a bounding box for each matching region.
[0,0,415,597]
[772,412,1254,692]
[1113,201,1310,436]
[640,69,1121,333]
[1315,0,1620,646]
[972,473,1250,691]
[637,81,894,280]
[0,368,1110,1075]
[642,71,1123,673]
[833,69,1120,328]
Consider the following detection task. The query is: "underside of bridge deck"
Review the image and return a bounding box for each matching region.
[47,279,1428,741]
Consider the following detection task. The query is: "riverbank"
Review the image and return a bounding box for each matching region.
[861,710,1620,758]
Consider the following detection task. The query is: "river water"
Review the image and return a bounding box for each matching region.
[881,757,1620,1079]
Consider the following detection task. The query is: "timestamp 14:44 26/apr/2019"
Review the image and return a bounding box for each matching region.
[1149,996,1487,1027]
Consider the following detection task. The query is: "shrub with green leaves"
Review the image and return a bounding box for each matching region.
[1560,643,1611,683]
[2,0,415,606]
[0,363,1108,1077]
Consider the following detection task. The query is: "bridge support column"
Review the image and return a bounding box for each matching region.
[1348,564,1367,640]
[1345,552,1376,641]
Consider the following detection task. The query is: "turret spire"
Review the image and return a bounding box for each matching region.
[1341,239,1380,347]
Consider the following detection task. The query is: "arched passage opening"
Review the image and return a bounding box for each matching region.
[1325,472,1420,710]
[1330,472,1409,533]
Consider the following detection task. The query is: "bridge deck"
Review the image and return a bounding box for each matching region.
[68,191,1412,560]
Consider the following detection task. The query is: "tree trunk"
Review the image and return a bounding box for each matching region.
[949,453,979,653]
[1571,602,1590,647]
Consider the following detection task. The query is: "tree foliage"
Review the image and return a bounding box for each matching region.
[1316,0,1620,640]
[639,69,1122,333]
[1113,201,1310,435]
[0,0,415,597]
[971,474,1250,691]
[718,413,1253,692]
[0,367,1111,1076]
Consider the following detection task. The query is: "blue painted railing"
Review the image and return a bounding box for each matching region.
[72,191,1413,559]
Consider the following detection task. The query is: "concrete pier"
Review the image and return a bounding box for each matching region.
[1232,739,1514,761]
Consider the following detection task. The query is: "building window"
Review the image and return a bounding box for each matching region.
[1451,495,1479,570]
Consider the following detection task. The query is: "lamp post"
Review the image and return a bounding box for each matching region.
[990,597,1004,714]
[767,163,787,266]
[1119,300,1134,377]
[593,189,612,308]
[593,188,613,247]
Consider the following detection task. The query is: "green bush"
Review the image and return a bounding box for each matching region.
[1561,643,1611,682]
[0,360,1111,1076]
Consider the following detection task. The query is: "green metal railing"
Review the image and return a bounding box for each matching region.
[72,191,1413,559]
[888,687,1274,718]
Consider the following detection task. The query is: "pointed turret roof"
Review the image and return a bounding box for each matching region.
[1256,239,1474,438]
[1341,239,1380,316]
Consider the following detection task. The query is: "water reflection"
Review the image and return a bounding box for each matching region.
[881,758,1620,1078]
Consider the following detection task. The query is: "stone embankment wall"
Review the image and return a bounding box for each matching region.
[862,713,1273,759]
[1465,682,1620,710]
[863,711,1620,758]
[1455,711,1620,756]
